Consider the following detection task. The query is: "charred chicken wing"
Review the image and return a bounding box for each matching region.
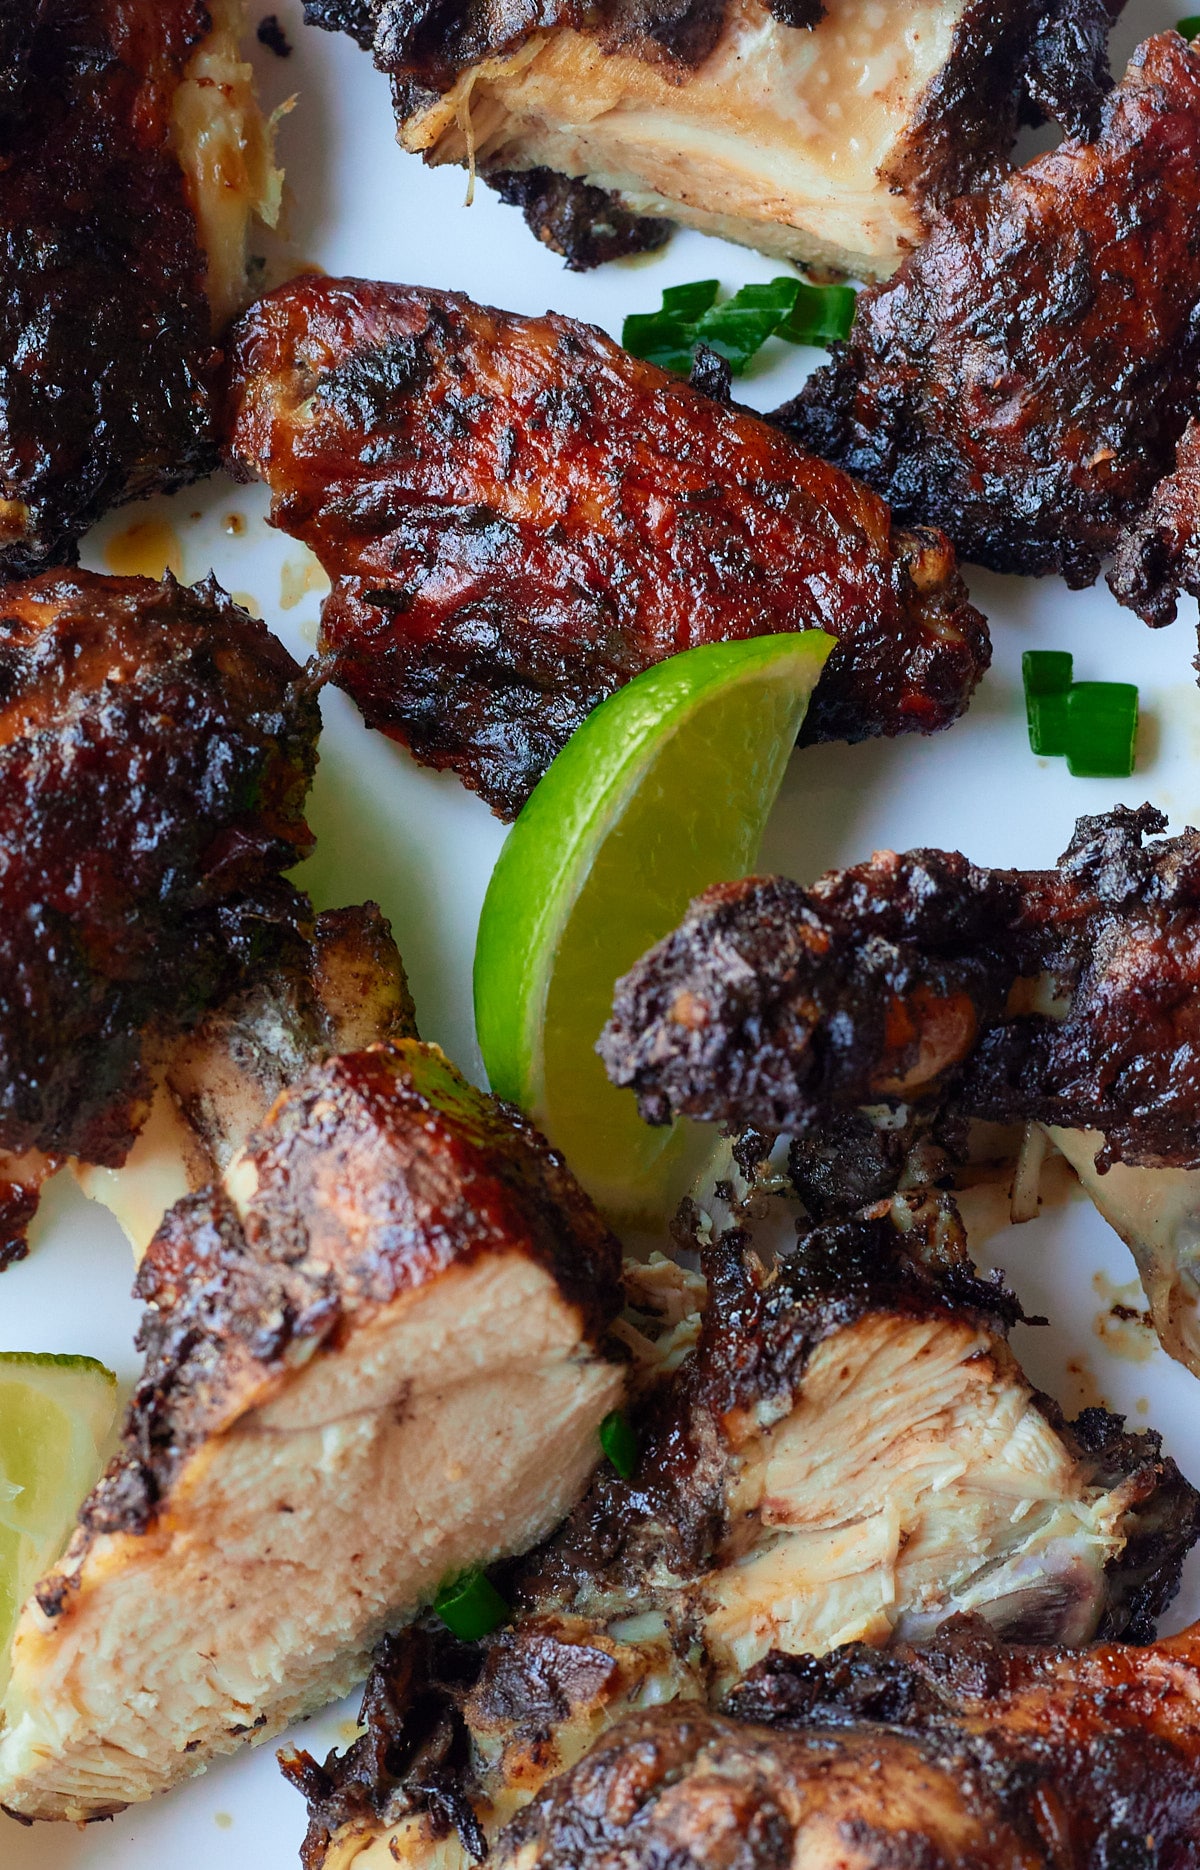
[0,0,278,574]
[223,275,989,819]
[0,1042,624,1821]
[778,33,1200,593]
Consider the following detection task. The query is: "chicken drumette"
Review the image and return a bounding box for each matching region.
[223,275,989,820]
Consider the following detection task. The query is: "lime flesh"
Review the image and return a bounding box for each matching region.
[0,1354,119,1694]
[474,633,834,1225]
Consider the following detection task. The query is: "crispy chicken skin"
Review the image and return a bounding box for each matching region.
[223,276,989,820]
[602,804,1200,1169]
[0,570,317,1190]
[1110,420,1200,628]
[304,0,1122,277]
[284,1201,1199,1870]
[777,33,1200,590]
[75,901,419,1262]
[0,0,277,575]
[496,1616,1200,1870]
[0,1041,625,1822]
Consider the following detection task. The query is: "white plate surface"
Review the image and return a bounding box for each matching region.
[4,0,1200,1861]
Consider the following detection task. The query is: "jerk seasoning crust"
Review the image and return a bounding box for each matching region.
[224,276,989,820]
[778,33,1200,592]
[304,0,1123,277]
[0,570,318,1176]
[602,804,1200,1170]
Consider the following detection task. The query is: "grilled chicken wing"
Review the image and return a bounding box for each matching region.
[0,1041,625,1821]
[602,804,1200,1372]
[75,901,418,1261]
[285,1195,1198,1870]
[0,568,318,1269]
[0,0,278,575]
[1110,420,1200,627]
[223,275,989,820]
[777,33,1200,591]
[304,0,1122,277]
[496,1616,1200,1870]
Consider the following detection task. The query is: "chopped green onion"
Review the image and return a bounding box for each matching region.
[778,282,857,347]
[622,275,857,379]
[433,1567,510,1640]
[599,1409,638,1479]
[1178,14,1200,37]
[1022,651,1073,756]
[1065,682,1139,778]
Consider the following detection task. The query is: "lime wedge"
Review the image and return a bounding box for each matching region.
[0,1354,119,1693]
[474,633,834,1225]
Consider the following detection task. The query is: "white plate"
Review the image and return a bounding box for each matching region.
[4,0,1200,1861]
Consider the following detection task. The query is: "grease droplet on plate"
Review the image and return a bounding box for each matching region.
[105,518,184,580]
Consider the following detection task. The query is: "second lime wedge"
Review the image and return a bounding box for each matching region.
[474,633,834,1225]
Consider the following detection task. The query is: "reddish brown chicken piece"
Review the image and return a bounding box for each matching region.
[223,276,989,820]
[601,804,1200,1169]
[1110,420,1200,627]
[501,1618,1200,1870]
[777,33,1200,590]
[0,569,318,1194]
[0,0,275,575]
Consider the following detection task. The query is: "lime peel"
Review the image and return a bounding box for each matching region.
[475,633,833,1224]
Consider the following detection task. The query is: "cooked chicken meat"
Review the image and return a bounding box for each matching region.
[304,0,1122,275]
[496,1615,1200,1870]
[602,804,1200,1370]
[777,33,1200,590]
[0,0,279,575]
[0,1041,625,1821]
[75,902,418,1261]
[1110,419,1200,627]
[223,275,989,820]
[285,1195,1199,1870]
[0,569,318,1268]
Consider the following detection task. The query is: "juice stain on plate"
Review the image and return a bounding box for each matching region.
[214,1812,233,1830]
[1063,1356,1105,1412]
[223,511,247,537]
[1092,1271,1158,1363]
[105,517,184,580]
[280,551,329,610]
[231,591,260,617]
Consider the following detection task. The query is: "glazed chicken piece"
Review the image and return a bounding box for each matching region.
[304,0,1122,276]
[1110,420,1200,627]
[75,901,418,1261]
[0,0,279,575]
[777,33,1200,592]
[223,276,989,820]
[0,1041,625,1821]
[602,804,1200,1373]
[284,1195,1199,1870]
[495,1615,1200,1870]
[0,568,318,1266]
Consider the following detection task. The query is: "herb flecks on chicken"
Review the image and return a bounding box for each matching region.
[303,0,1123,277]
[777,33,1200,590]
[0,0,278,575]
[0,1042,625,1822]
[223,276,989,820]
[602,804,1200,1170]
[284,1197,1199,1870]
[0,569,318,1206]
[502,1617,1200,1870]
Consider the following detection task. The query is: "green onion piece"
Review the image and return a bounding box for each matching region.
[693,278,801,372]
[599,1409,638,1479]
[778,282,858,347]
[1065,682,1139,778]
[1022,650,1073,755]
[433,1567,510,1641]
[623,280,720,374]
[1178,14,1200,37]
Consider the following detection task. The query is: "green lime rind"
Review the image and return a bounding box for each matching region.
[0,1352,117,1377]
[474,633,833,1221]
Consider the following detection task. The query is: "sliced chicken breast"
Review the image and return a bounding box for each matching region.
[0,1042,624,1821]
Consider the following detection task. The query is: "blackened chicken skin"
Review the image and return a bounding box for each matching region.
[778,33,1200,592]
[1110,420,1200,628]
[602,804,1200,1170]
[0,0,276,575]
[502,1617,1200,1870]
[0,569,318,1179]
[223,276,989,820]
[284,1199,1200,1870]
